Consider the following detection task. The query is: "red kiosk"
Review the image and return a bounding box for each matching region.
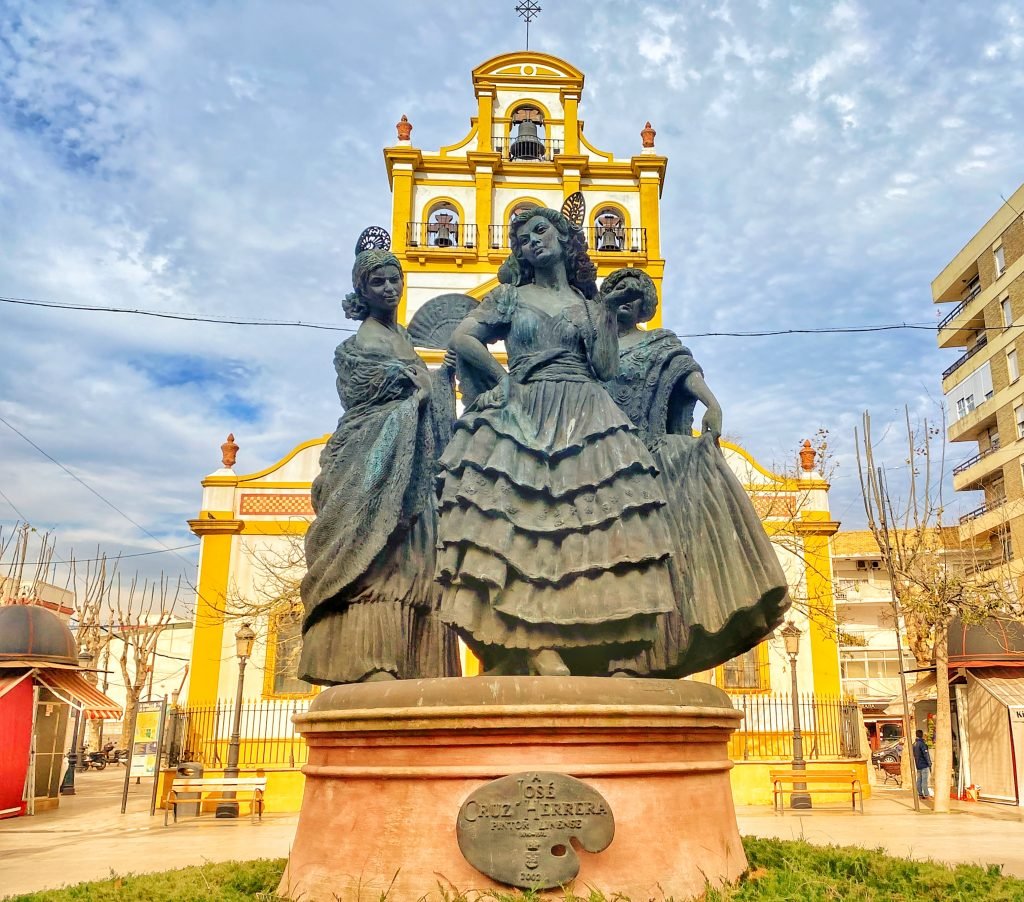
[0,604,121,817]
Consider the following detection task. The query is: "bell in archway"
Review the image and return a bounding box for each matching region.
[510,119,544,161]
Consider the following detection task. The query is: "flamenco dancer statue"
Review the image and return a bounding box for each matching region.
[434,202,679,677]
[600,267,791,677]
[298,228,460,684]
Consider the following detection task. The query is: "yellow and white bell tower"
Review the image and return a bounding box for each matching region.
[383,51,668,326]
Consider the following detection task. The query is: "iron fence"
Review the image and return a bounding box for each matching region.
[167,693,860,769]
[730,692,861,761]
[168,698,310,769]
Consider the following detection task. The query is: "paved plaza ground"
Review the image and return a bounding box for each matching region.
[2,768,1024,897]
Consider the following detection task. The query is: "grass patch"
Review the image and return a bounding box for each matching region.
[5,838,1024,901]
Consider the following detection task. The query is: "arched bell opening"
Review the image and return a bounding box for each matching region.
[508,106,546,161]
[593,206,625,252]
[426,201,461,248]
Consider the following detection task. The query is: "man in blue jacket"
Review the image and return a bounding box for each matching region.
[913,729,932,800]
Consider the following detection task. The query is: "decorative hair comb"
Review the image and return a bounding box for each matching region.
[354,226,392,255]
[561,191,586,228]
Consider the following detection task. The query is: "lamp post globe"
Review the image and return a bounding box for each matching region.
[216,623,256,818]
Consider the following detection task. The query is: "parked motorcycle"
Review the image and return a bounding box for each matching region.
[82,750,107,770]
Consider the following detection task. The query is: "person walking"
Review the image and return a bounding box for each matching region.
[913,729,932,800]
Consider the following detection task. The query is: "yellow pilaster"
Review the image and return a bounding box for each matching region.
[633,155,667,327]
[383,146,422,324]
[469,152,499,245]
[186,514,244,704]
[799,516,842,696]
[476,90,495,152]
[560,90,580,155]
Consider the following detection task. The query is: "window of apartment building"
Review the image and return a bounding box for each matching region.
[986,425,1001,451]
[999,528,1014,562]
[964,274,982,301]
[995,245,1006,278]
[1002,297,1013,328]
[840,649,902,680]
[1016,404,1024,439]
[947,362,992,421]
[1008,348,1020,382]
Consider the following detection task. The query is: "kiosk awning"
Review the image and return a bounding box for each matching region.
[971,666,1024,708]
[35,670,122,720]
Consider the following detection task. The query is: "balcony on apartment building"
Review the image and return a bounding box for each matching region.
[946,390,997,444]
[942,332,989,382]
[952,440,1012,491]
[937,275,985,350]
[958,494,1019,542]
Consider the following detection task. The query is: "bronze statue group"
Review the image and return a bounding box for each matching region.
[299,197,790,684]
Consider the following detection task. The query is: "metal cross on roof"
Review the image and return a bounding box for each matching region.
[515,1,541,50]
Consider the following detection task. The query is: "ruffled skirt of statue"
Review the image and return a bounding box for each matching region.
[610,432,791,677]
[436,378,676,663]
[298,510,460,685]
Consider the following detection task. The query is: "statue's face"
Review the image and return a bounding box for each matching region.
[364,264,403,315]
[515,214,563,268]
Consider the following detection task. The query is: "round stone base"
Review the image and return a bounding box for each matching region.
[278,677,746,901]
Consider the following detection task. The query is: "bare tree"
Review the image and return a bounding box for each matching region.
[109,574,178,746]
[856,407,1008,812]
[68,552,118,749]
[0,523,59,605]
[221,532,308,695]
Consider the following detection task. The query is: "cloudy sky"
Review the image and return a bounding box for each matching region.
[1,0,1022,593]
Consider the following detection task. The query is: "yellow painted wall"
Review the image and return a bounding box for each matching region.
[158,766,306,814]
[730,759,872,807]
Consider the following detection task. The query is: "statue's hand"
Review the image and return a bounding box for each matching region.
[409,366,432,406]
[601,283,640,310]
[473,376,509,411]
[441,348,458,372]
[701,407,723,441]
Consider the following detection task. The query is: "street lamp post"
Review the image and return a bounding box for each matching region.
[781,621,812,810]
[216,623,256,818]
[60,648,96,796]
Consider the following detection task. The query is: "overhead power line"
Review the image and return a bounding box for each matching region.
[0,413,196,571]
[0,292,948,338]
[7,543,201,569]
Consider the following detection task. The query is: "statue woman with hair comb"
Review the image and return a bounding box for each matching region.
[436,206,676,677]
[599,267,791,677]
[299,235,460,684]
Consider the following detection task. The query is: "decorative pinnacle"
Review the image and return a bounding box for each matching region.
[221,433,239,469]
[798,439,816,472]
[641,121,656,149]
[396,114,412,142]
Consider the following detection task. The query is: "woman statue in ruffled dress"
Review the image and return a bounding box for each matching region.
[599,268,791,677]
[436,208,677,677]
[299,235,460,684]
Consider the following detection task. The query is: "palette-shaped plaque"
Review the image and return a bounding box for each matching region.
[456,772,615,890]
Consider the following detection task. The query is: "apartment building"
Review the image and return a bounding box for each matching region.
[935,183,1024,572]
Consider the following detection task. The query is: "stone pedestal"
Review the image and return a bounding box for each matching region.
[278,677,746,901]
